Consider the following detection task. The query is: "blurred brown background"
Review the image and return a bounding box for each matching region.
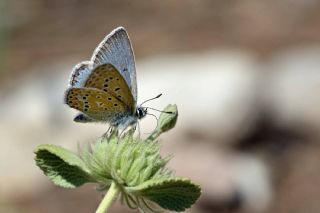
[1,0,320,213]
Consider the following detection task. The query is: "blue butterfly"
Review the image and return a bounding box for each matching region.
[65,27,148,130]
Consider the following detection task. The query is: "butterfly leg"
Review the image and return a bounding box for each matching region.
[102,125,116,138]
[119,127,128,138]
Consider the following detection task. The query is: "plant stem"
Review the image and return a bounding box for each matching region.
[146,129,161,142]
[95,182,120,213]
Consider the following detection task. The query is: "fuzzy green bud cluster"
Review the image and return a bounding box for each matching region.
[81,134,172,188]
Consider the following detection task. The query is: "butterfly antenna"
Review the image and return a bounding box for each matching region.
[145,107,173,114]
[140,93,163,106]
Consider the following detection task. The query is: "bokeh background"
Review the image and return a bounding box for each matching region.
[1,0,320,212]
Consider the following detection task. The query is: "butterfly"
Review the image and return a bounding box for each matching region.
[65,26,148,130]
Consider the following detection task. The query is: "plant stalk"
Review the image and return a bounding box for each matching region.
[95,182,120,213]
[146,129,161,142]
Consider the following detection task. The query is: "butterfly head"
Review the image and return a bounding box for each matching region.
[135,106,147,120]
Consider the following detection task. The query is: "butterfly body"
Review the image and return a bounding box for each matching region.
[65,27,146,130]
[73,109,139,128]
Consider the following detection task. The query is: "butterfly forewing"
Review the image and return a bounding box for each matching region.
[84,64,135,112]
[69,61,93,87]
[65,87,127,121]
[90,27,137,102]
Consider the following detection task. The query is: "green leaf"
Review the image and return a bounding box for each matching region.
[126,177,201,212]
[34,144,92,188]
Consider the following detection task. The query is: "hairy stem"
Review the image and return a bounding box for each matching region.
[96,182,120,213]
[146,129,161,142]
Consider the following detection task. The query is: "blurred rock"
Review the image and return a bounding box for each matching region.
[230,154,271,212]
[264,46,320,136]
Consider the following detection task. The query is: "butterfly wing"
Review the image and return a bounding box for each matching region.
[84,63,135,113]
[90,27,137,102]
[65,87,128,122]
[69,61,93,87]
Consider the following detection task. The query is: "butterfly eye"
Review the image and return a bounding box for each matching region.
[136,107,146,118]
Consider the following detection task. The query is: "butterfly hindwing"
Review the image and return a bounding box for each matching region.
[65,87,127,122]
[90,27,137,102]
[84,63,135,112]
